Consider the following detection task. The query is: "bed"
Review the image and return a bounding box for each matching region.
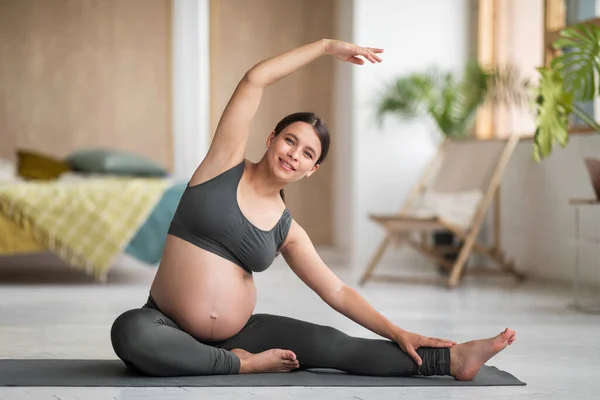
[0,156,187,282]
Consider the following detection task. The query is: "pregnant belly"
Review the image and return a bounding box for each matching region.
[150,235,257,341]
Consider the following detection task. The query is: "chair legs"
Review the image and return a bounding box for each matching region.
[359,233,524,288]
[447,231,479,287]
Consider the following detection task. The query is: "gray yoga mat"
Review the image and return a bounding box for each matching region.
[0,359,526,387]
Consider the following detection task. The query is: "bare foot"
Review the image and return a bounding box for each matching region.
[450,328,516,381]
[231,348,299,373]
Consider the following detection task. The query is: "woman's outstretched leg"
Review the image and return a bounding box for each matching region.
[225,314,445,377]
[226,314,516,379]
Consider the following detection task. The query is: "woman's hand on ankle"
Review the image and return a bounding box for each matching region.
[393,329,456,366]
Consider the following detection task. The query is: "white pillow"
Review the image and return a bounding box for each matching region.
[408,190,483,229]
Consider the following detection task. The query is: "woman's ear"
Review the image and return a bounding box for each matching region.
[306,163,320,178]
[266,130,276,148]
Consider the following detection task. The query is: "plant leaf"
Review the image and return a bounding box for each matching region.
[532,67,573,161]
[551,22,600,102]
[375,61,531,137]
[376,73,434,124]
[483,64,531,107]
[450,61,487,135]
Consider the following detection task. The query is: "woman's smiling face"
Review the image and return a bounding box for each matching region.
[266,121,322,182]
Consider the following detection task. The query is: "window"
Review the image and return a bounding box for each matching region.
[475,0,544,139]
[544,0,600,130]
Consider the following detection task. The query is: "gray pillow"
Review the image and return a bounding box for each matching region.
[66,149,168,177]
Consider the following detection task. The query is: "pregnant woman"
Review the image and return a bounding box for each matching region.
[111,38,516,379]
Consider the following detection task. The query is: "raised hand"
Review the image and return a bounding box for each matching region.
[323,39,384,65]
[394,329,456,366]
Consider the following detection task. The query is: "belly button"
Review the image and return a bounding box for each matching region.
[210,312,218,320]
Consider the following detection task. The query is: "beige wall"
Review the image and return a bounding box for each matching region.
[0,0,173,169]
[210,0,335,245]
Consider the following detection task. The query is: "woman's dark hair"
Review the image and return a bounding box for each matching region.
[272,112,330,202]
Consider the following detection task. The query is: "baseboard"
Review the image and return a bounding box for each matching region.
[360,248,436,275]
[313,245,434,272]
[518,269,572,289]
[308,245,576,288]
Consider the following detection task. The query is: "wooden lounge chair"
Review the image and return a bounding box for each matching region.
[359,135,526,288]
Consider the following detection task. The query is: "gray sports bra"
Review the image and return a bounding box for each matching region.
[167,160,292,274]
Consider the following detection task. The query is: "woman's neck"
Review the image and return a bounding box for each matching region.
[247,159,285,199]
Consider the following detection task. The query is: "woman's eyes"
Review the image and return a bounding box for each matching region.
[286,138,313,158]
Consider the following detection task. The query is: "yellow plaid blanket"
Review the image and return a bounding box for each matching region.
[0,178,170,281]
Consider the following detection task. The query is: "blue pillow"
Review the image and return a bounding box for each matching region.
[66,149,168,177]
[125,182,187,264]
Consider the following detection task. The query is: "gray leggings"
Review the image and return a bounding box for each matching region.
[110,295,450,377]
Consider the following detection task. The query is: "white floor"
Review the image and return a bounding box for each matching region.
[0,253,599,400]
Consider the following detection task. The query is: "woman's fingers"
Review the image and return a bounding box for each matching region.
[335,44,383,65]
[367,48,384,62]
[346,56,365,65]
[358,48,381,63]
[407,346,423,366]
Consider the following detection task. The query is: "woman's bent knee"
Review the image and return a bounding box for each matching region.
[110,308,162,373]
[110,307,240,377]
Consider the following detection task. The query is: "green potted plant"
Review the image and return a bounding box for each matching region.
[375,60,531,138]
[532,22,600,199]
[375,61,530,274]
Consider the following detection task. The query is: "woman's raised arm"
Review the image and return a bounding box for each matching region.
[198,39,383,173]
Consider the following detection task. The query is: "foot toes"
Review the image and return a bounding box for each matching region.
[506,331,516,343]
[499,328,513,340]
[284,361,299,371]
